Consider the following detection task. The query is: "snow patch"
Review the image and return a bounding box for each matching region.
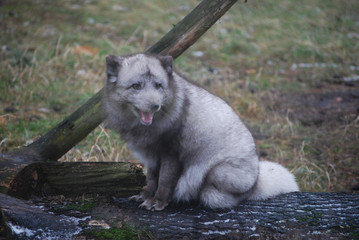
[8,223,35,238]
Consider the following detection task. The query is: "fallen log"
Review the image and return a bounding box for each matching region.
[98,192,359,239]
[1,0,239,197]
[40,162,145,197]
[5,162,145,199]
[1,192,358,239]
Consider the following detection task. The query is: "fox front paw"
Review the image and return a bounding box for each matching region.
[129,194,143,202]
[139,198,168,211]
[129,190,154,203]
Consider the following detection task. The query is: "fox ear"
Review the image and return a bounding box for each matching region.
[159,55,173,74]
[106,55,123,83]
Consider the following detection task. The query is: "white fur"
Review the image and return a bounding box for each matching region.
[119,54,168,85]
[248,161,300,201]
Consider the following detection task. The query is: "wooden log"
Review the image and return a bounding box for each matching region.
[107,192,359,239]
[5,162,145,199]
[1,192,359,239]
[40,162,145,197]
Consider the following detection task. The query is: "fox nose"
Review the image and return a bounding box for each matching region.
[151,104,160,112]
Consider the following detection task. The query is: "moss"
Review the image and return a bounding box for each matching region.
[297,212,323,226]
[348,231,359,239]
[65,202,95,212]
[92,226,139,240]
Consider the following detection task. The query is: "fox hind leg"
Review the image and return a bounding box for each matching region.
[199,161,258,208]
[200,184,239,208]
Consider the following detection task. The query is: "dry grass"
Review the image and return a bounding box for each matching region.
[1,0,358,192]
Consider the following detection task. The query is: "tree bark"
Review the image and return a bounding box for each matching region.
[1,192,358,239]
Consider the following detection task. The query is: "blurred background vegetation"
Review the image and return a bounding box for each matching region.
[0,0,358,192]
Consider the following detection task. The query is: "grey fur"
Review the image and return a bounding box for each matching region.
[103,53,299,211]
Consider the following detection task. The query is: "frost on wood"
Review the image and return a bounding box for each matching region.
[110,192,359,239]
[0,193,89,239]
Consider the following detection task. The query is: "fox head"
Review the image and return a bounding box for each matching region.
[105,54,174,126]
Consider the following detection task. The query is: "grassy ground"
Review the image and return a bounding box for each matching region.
[1,0,358,193]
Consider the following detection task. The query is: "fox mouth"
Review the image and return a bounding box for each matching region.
[132,104,161,126]
[139,111,153,126]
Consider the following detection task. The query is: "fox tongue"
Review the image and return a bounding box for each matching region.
[140,111,153,125]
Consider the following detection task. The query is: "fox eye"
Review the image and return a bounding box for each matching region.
[131,83,142,90]
[155,82,162,89]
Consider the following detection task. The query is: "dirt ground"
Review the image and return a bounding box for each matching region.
[273,85,359,126]
[268,81,359,191]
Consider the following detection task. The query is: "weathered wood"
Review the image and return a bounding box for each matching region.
[5,162,145,199]
[1,193,358,239]
[109,192,359,239]
[41,162,145,197]
[8,0,238,164]
[0,193,83,239]
[0,153,34,195]
[147,0,238,58]
[6,163,43,200]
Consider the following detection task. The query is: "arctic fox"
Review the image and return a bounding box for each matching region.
[103,53,299,211]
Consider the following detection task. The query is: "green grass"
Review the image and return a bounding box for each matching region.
[1,0,358,193]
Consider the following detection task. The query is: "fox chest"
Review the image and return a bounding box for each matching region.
[123,127,181,168]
